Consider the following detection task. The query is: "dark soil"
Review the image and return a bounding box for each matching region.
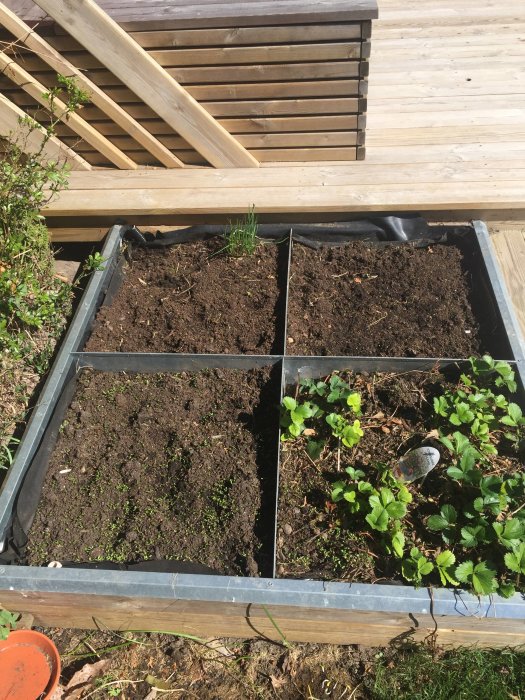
[277,368,523,582]
[26,366,280,576]
[86,239,287,354]
[287,241,504,357]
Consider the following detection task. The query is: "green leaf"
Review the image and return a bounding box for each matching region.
[306,439,324,461]
[392,531,405,559]
[441,504,457,523]
[331,482,345,502]
[386,501,407,519]
[454,402,475,424]
[288,422,302,438]
[418,560,434,576]
[504,543,525,575]
[365,505,389,532]
[498,583,516,599]
[346,392,362,414]
[341,420,364,448]
[436,550,456,569]
[447,466,466,481]
[282,397,297,411]
[460,524,487,548]
[346,466,365,480]
[434,396,449,417]
[427,515,449,530]
[472,562,498,595]
[455,560,474,583]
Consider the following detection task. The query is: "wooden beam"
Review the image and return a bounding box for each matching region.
[0,51,137,170]
[43,181,525,218]
[0,93,91,169]
[0,589,523,647]
[33,0,259,169]
[0,2,184,168]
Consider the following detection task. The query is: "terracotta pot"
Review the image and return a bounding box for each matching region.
[0,629,61,700]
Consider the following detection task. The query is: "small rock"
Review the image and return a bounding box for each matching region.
[90,548,103,558]
[283,523,293,535]
[70,401,81,413]
[115,393,127,407]
[287,337,294,344]
[277,565,285,576]
[125,531,138,543]
[245,554,259,577]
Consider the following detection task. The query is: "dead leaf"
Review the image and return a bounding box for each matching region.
[204,639,234,658]
[138,277,147,286]
[303,428,317,437]
[381,426,391,434]
[144,690,158,700]
[371,411,385,420]
[353,276,362,284]
[390,417,403,425]
[146,674,172,690]
[270,674,287,690]
[425,429,440,439]
[64,660,109,699]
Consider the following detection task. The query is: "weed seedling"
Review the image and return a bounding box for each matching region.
[224,206,258,257]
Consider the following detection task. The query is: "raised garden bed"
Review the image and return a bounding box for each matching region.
[1,220,525,646]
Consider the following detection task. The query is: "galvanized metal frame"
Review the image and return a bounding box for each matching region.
[2,221,525,636]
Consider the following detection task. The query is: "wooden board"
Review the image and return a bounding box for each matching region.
[0,93,91,169]
[3,0,378,29]
[0,588,523,647]
[489,222,525,343]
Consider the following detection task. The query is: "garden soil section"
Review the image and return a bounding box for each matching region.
[86,239,287,354]
[26,366,279,576]
[287,240,502,357]
[276,368,522,583]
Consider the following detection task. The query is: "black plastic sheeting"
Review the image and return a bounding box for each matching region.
[126,214,456,249]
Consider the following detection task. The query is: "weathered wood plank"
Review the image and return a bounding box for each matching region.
[1,80,363,103]
[0,93,91,170]
[65,164,525,190]
[42,180,525,217]
[28,62,362,87]
[15,42,364,70]
[0,589,522,647]
[78,115,364,136]
[490,222,525,342]
[33,0,259,168]
[0,3,184,168]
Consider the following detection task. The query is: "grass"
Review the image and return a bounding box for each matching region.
[225,206,258,257]
[45,624,525,700]
[372,645,525,700]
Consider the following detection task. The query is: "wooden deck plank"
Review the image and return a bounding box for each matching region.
[490,222,525,343]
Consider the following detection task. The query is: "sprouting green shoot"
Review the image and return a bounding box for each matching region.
[225,206,258,257]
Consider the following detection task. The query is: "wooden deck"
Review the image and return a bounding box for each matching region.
[3,0,525,337]
[39,0,524,221]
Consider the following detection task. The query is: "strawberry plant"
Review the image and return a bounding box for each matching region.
[280,358,525,598]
